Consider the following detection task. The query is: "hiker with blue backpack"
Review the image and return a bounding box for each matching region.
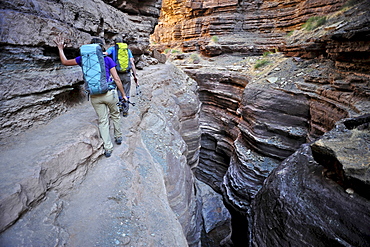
[54,35,128,158]
[105,37,139,117]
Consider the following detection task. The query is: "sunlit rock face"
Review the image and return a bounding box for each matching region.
[0,0,161,140]
[151,0,346,53]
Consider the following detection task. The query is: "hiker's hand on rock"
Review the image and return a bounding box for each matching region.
[53,34,66,49]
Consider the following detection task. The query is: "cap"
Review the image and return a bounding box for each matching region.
[114,37,123,43]
[91,37,104,46]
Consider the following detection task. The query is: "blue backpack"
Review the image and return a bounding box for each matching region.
[80,44,109,95]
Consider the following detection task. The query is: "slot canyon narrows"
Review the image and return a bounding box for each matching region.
[0,0,369,246]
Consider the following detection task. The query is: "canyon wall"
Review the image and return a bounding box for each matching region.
[0,0,205,246]
[151,0,347,53]
[168,0,369,245]
[1,0,369,246]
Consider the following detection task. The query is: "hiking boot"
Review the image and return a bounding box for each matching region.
[122,112,128,117]
[115,137,122,145]
[104,150,112,157]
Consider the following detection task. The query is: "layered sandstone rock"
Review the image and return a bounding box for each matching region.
[151,0,346,53]
[184,68,249,193]
[170,1,369,245]
[283,0,370,138]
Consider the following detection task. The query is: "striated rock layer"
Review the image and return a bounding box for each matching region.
[172,1,370,245]
[0,1,213,246]
[151,0,346,53]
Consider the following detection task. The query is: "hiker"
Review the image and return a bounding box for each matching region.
[54,35,128,158]
[105,37,138,117]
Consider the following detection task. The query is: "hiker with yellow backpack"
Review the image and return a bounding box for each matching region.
[105,37,139,117]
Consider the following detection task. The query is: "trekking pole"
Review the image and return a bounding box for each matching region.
[121,99,135,107]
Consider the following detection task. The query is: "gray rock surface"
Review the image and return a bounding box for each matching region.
[0,63,204,246]
[197,180,231,246]
[0,103,103,233]
[253,116,370,246]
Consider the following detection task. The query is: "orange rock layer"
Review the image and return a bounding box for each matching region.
[151,0,346,53]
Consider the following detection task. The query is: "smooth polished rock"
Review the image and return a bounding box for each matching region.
[0,103,102,232]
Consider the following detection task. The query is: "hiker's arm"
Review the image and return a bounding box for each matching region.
[57,48,78,66]
[53,36,78,66]
[110,67,128,101]
[130,57,139,86]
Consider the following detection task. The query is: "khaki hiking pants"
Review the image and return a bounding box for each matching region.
[90,89,122,151]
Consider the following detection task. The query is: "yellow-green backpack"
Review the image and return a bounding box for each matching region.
[115,42,130,72]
